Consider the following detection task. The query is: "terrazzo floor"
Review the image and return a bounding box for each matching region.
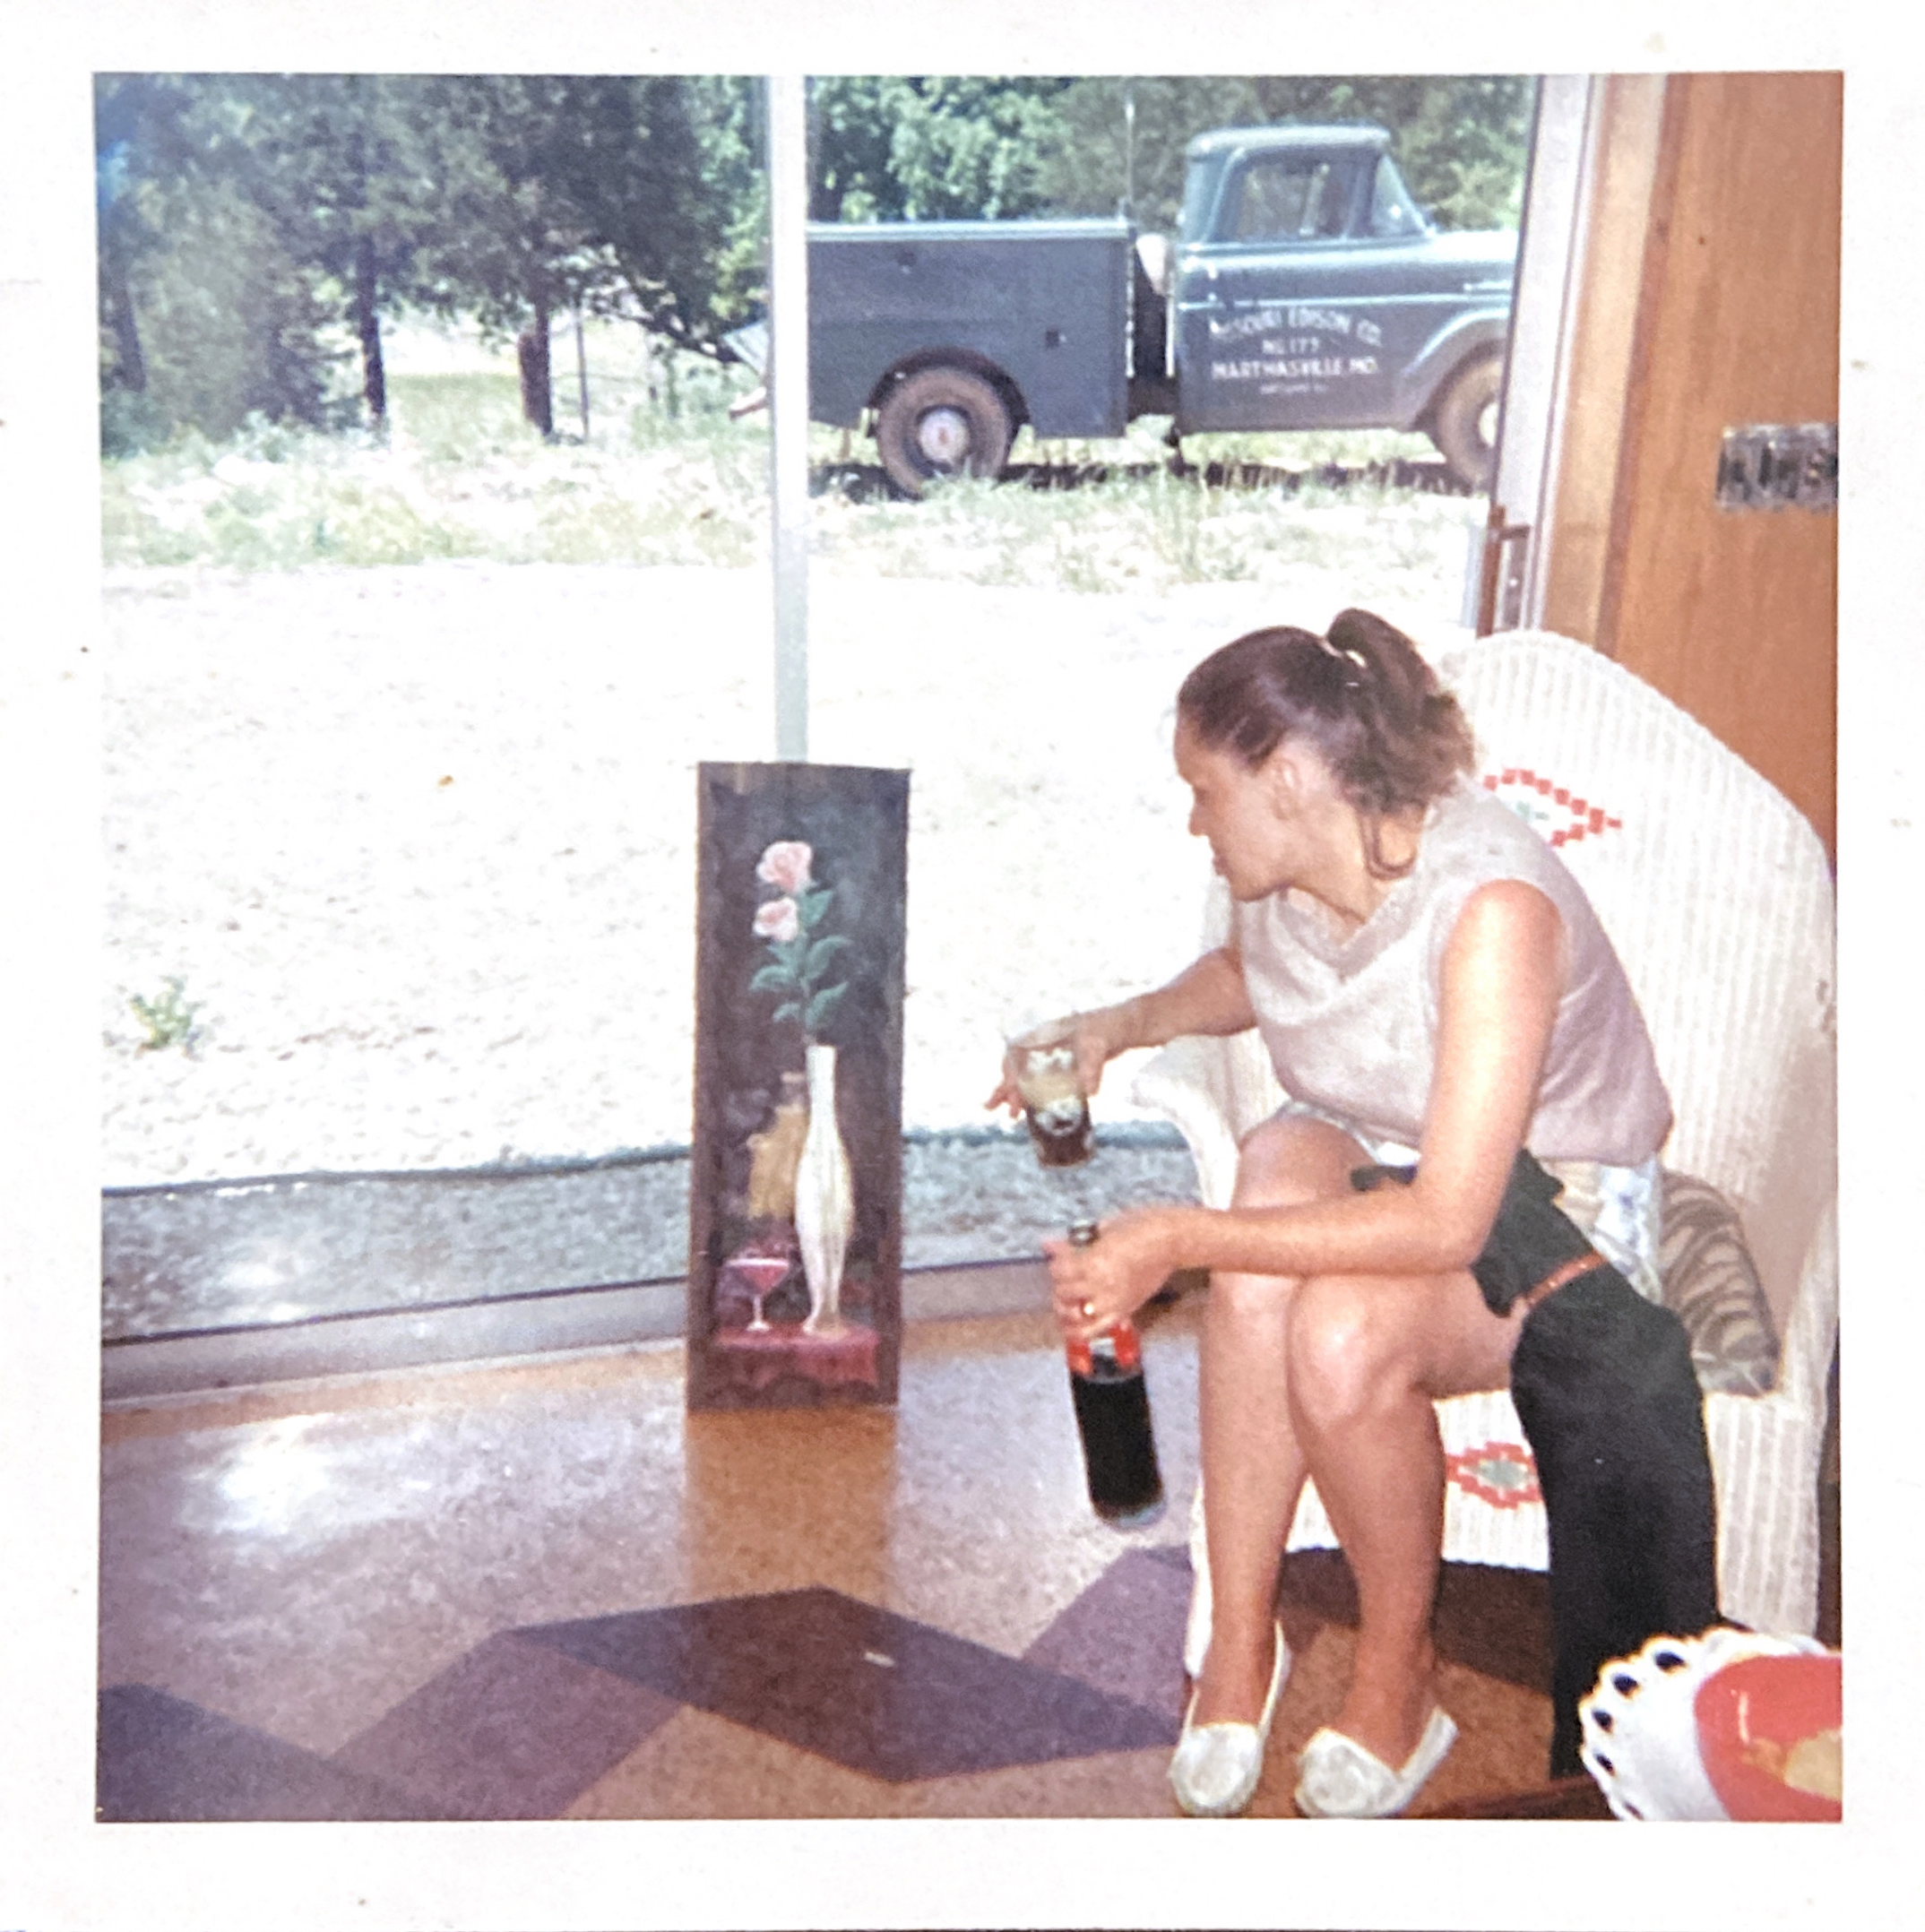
[99,1297,1588,1822]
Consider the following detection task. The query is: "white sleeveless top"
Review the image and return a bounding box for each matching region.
[1233,781,1672,1166]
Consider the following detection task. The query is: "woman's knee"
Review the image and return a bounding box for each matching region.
[1287,1274,1413,1426]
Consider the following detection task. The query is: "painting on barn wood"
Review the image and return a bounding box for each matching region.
[686,762,909,1410]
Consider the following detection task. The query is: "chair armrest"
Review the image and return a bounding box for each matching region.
[1131,1037,1246,1210]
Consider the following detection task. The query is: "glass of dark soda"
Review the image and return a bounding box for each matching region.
[1006,1021,1093,1168]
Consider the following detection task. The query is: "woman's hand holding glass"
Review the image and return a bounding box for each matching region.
[985,1005,1134,1120]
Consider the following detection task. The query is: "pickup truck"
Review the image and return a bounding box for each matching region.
[801,122,1516,496]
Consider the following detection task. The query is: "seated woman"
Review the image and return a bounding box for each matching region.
[997,610,1672,1818]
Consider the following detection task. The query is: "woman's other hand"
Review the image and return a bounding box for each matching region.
[1045,1207,1179,1341]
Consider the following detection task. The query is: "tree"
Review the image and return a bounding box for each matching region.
[1036,75,1536,235]
[1033,78,1263,231]
[205,74,448,430]
[94,73,349,451]
[95,73,768,445]
[409,75,764,431]
[95,73,186,399]
[809,77,1074,221]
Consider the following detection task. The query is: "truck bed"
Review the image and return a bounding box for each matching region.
[807,219,1135,440]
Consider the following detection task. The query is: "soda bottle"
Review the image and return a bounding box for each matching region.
[1064,1219,1165,1528]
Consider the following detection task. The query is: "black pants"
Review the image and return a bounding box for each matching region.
[1511,1267,1720,1775]
[1356,1151,1721,1778]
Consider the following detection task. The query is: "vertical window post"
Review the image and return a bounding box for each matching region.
[768,74,810,763]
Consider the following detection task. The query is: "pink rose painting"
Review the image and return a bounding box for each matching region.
[755,841,814,894]
[749,839,851,1040]
[753,897,799,944]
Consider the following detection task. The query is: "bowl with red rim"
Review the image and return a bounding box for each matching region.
[1578,1628,1833,1820]
[1693,1648,1842,1822]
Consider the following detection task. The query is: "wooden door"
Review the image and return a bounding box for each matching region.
[1599,72,1841,855]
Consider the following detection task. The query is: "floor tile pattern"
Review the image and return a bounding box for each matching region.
[99,1544,1563,1820]
[98,1307,1591,1821]
[330,1631,681,1820]
[525,1585,1177,1782]
[98,1684,445,1823]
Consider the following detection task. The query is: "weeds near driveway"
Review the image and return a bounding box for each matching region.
[101,341,1482,602]
[126,976,202,1054]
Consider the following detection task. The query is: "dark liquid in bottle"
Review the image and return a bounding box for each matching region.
[1069,1360,1165,1527]
[1025,1105,1093,1168]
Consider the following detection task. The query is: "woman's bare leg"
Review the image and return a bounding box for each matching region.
[1189,1117,1365,1726]
[1287,1267,1526,1764]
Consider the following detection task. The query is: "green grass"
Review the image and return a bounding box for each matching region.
[100,341,1480,598]
[99,362,770,571]
[388,371,533,466]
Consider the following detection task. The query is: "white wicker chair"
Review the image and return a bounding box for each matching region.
[1133,628,1838,1641]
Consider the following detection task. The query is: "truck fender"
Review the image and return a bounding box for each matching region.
[1392,310,1511,430]
[866,349,1030,432]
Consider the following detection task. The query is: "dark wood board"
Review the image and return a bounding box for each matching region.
[686,763,908,1410]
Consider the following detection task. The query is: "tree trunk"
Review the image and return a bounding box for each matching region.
[104,272,146,392]
[517,295,553,437]
[354,234,386,427]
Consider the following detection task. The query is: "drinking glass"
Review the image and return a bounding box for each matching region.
[1006,1017,1093,1169]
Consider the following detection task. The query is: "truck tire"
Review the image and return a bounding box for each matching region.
[1429,352,1504,493]
[875,366,1014,498]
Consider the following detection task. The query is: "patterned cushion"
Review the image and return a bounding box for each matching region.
[1659,1170,1780,1396]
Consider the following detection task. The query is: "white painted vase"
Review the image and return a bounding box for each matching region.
[794,1042,853,1333]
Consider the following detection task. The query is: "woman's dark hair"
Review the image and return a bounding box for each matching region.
[1176,608,1475,877]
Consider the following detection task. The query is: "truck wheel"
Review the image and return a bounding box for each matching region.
[1430,353,1504,493]
[875,366,1014,498]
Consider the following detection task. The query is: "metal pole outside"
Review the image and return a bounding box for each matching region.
[768,74,810,762]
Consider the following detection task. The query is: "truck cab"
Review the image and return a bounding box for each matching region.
[1165,125,1516,476]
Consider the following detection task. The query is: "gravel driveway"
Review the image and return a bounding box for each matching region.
[103,558,1470,1186]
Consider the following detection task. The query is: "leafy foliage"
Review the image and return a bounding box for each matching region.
[96,73,766,445]
[809,77,1074,221]
[97,75,355,450]
[96,70,1532,450]
[1032,75,1535,234]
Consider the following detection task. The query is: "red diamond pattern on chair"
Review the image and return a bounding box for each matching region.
[1481,770,1624,850]
[1446,1440,1543,1509]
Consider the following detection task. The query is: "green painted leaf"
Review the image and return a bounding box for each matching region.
[806,934,852,977]
[750,962,796,993]
[805,982,847,1031]
[797,885,835,927]
[771,1001,803,1025]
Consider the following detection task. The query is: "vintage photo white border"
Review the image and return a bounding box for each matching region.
[1,2,1912,1927]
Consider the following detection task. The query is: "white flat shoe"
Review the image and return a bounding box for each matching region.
[1293,1706,1458,1818]
[1169,1622,1290,1818]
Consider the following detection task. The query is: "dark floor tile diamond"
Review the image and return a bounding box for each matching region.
[98,1685,448,1822]
[331,1631,679,1818]
[1022,1548,1191,1726]
[520,1586,1172,1782]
